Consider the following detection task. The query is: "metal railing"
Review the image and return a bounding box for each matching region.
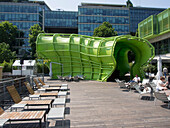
[0,76,30,108]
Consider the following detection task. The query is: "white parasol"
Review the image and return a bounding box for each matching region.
[156,56,163,80]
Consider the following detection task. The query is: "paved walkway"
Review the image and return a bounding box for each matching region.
[46,79,170,128]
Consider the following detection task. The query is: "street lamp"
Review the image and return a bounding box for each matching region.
[28,60,32,76]
[20,59,24,76]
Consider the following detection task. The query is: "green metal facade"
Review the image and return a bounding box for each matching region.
[36,34,154,81]
[138,8,170,39]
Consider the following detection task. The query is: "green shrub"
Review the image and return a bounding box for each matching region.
[0,60,13,72]
[37,63,49,74]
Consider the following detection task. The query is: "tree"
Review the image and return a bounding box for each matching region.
[0,21,24,51]
[93,22,118,37]
[0,42,16,63]
[126,0,133,7]
[29,24,44,59]
[143,64,156,74]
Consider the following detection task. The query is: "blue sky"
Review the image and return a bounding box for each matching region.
[44,0,170,11]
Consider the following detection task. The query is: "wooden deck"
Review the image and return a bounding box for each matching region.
[3,78,170,127]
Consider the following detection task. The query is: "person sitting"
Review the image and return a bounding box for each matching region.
[133,75,141,83]
[156,76,168,91]
[125,75,141,89]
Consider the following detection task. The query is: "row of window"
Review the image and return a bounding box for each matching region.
[0,13,40,21]
[153,38,170,55]
[11,21,40,31]
[45,19,77,27]
[78,24,129,32]
[45,11,78,19]
[130,9,163,13]
[78,31,129,36]
[78,16,129,24]
[21,30,30,38]
[130,9,164,33]
[0,4,40,13]
[79,8,129,16]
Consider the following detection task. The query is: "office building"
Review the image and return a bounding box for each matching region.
[0,0,166,57]
[78,3,129,36]
[130,7,165,35]
[45,11,78,34]
[0,1,43,55]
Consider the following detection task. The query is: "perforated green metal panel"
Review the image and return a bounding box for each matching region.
[138,8,170,39]
[157,8,170,33]
[138,15,156,39]
[36,34,154,81]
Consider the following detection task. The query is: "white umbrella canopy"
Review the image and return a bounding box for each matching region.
[156,56,163,80]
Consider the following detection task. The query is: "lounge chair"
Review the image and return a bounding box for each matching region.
[38,78,61,87]
[154,92,170,108]
[115,79,120,83]
[24,82,58,98]
[0,107,46,128]
[57,75,65,81]
[33,79,60,91]
[134,84,152,100]
[73,76,79,82]
[63,75,72,81]
[148,82,157,92]
[141,79,149,86]
[77,75,86,80]
[117,81,128,88]
[6,85,52,110]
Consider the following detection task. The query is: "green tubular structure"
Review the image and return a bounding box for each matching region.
[36,34,155,81]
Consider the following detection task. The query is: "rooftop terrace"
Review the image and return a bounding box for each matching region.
[2,77,170,127]
[47,78,170,128]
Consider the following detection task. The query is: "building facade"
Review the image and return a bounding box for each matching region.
[0,1,167,57]
[138,8,170,55]
[129,7,165,35]
[78,3,129,36]
[0,2,43,55]
[45,11,78,34]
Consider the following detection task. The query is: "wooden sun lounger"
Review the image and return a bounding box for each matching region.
[33,79,61,90]
[37,78,61,87]
[6,85,53,110]
[24,82,58,98]
[0,107,46,128]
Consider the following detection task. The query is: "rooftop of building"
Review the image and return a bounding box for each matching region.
[80,3,126,8]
